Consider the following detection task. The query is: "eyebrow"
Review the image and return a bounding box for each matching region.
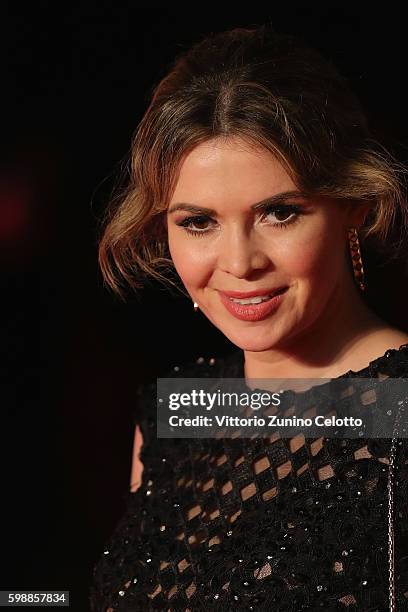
[167,190,308,215]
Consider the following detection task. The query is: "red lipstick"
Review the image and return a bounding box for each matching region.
[218,287,288,322]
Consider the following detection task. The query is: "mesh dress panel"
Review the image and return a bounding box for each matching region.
[90,344,408,611]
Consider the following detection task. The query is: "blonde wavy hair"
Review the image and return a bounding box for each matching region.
[98,23,408,299]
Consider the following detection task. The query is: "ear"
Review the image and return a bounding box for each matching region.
[345,199,372,229]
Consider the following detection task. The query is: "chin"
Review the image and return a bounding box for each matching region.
[219,324,282,353]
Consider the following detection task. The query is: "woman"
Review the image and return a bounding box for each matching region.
[90,24,408,611]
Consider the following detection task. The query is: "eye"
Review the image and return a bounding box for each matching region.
[175,203,304,237]
[259,204,303,228]
[176,214,216,236]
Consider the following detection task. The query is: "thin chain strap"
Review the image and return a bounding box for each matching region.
[388,396,408,611]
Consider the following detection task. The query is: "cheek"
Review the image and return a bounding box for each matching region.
[277,225,344,289]
[168,232,214,288]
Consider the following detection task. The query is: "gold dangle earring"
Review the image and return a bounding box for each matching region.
[348,227,366,291]
[193,301,199,312]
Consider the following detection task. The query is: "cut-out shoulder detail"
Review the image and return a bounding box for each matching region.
[90,343,408,611]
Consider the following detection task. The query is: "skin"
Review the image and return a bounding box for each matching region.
[130,135,408,490]
[166,135,408,380]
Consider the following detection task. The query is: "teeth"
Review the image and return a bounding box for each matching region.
[229,294,273,305]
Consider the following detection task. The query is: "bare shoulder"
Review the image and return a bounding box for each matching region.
[372,326,408,349]
[355,325,408,362]
[337,325,408,376]
[130,424,145,493]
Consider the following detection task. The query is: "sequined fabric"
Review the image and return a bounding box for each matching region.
[90,344,408,611]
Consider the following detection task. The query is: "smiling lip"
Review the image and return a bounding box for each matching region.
[218,287,288,321]
[219,287,286,299]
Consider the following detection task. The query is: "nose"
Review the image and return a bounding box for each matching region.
[217,224,270,278]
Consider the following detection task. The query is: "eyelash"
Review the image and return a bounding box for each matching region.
[176,204,303,237]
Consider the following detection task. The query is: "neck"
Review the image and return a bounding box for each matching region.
[243,273,388,380]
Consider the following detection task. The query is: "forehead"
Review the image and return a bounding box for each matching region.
[171,137,295,199]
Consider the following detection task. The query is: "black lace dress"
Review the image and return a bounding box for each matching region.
[90,344,408,611]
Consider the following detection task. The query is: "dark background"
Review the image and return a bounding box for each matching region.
[2,4,408,610]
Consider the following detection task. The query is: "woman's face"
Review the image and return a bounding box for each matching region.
[166,136,361,352]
